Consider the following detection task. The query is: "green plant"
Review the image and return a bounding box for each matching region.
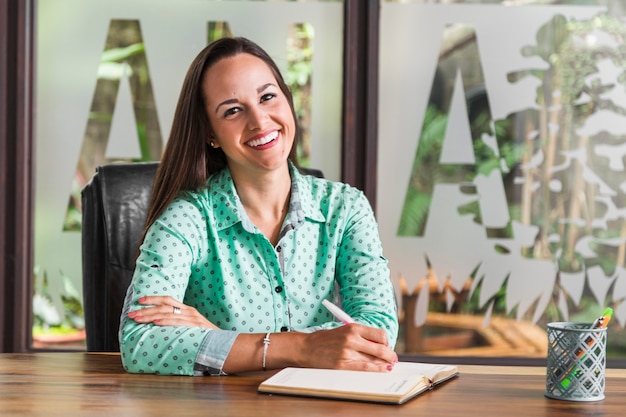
[32,265,84,337]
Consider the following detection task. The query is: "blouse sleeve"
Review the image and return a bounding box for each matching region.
[119,196,238,375]
[326,187,399,347]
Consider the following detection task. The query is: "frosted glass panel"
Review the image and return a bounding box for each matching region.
[379,1,626,358]
[34,0,343,347]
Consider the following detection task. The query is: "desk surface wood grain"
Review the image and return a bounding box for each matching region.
[1,352,625,416]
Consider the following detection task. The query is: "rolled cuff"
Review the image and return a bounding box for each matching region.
[193,329,239,376]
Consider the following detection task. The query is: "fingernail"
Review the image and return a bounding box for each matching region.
[387,364,394,371]
[128,311,137,318]
[138,296,147,303]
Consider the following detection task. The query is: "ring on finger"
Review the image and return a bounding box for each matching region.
[173,306,182,315]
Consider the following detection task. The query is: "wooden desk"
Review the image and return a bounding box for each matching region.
[1,352,625,416]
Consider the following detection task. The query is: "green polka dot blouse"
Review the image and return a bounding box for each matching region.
[120,163,398,375]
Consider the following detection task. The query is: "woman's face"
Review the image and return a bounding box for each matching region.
[202,53,295,176]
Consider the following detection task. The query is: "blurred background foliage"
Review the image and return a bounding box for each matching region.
[398,12,626,336]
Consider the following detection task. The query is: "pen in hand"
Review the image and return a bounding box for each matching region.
[322,298,397,368]
[322,299,355,325]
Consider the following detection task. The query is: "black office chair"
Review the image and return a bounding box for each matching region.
[81,162,158,351]
[81,162,323,352]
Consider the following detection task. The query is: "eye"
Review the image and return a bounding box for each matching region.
[260,93,276,103]
[223,106,242,118]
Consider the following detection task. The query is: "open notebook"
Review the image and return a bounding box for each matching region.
[258,362,459,405]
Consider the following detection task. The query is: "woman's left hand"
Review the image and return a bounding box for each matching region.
[127,295,219,329]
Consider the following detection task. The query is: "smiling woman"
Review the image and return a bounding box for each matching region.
[119,37,399,376]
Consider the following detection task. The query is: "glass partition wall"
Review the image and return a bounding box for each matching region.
[32,0,626,365]
[379,0,626,364]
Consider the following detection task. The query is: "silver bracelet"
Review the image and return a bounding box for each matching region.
[262,332,271,371]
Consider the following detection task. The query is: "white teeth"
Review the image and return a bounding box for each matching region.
[248,131,278,147]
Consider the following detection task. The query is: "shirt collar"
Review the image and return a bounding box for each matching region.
[208,162,326,233]
[287,162,325,224]
[206,168,242,232]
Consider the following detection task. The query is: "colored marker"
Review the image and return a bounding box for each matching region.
[559,307,613,389]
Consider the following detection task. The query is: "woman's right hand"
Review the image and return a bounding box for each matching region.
[296,324,398,372]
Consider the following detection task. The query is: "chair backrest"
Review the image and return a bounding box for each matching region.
[81,162,158,351]
[81,162,324,352]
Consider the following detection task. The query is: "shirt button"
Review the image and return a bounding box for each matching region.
[281,326,289,332]
[275,286,283,293]
[276,246,282,252]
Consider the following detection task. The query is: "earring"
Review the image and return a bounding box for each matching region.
[210,140,215,148]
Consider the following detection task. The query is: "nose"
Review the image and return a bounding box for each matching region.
[247,105,267,130]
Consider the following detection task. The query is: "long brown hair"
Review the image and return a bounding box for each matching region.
[142,37,300,242]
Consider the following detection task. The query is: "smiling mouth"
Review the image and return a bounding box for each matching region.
[247,131,278,148]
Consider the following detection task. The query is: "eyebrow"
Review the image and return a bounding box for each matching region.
[214,83,277,114]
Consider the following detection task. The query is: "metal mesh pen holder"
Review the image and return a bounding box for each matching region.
[545,322,607,402]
